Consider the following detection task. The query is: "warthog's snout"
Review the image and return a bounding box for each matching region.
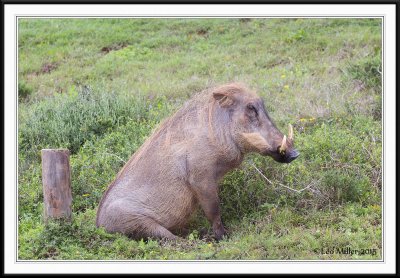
[266,147,300,163]
[284,149,300,163]
[260,123,300,164]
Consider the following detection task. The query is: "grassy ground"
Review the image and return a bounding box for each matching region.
[18,18,382,260]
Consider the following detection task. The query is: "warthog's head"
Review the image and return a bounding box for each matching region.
[213,83,299,163]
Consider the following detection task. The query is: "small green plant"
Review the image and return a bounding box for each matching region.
[286,29,307,43]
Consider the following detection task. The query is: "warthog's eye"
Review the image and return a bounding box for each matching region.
[247,104,258,117]
[247,104,257,113]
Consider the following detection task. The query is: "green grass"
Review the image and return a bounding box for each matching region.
[18,18,382,260]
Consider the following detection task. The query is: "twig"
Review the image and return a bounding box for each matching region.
[361,143,376,164]
[374,167,382,189]
[277,181,313,193]
[377,65,382,75]
[250,162,273,185]
[249,161,314,194]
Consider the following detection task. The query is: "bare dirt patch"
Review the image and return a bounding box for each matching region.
[188,28,210,38]
[239,18,252,23]
[101,42,128,54]
[40,62,58,74]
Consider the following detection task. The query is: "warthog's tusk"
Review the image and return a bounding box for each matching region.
[288,124,293,141]
[279,135,287,154]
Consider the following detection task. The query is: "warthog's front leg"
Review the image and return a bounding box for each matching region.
[190,180,226,240]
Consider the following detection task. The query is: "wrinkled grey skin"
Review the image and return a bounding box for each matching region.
[96,83,299,240]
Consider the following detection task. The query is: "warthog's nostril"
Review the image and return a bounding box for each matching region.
[287,149,300,162]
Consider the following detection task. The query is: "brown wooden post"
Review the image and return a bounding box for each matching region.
[41,149,72,222]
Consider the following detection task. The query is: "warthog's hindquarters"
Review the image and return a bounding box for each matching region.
[98,199,178,240]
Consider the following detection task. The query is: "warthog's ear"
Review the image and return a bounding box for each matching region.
[213,91,235,107]
[241,132,271,152]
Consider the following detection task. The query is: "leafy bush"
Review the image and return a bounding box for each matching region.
[322,169,371,204]
[18,80,33,100]
[346,54,382,92]
[18,86,153,162]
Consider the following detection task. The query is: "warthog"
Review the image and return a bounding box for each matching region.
[96,83,299,240]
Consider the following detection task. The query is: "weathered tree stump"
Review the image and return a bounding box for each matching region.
[41,149,72,222]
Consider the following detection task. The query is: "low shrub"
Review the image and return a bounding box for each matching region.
[18,86,162,163]
[18,79,33,100]
[345,54,382,92]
